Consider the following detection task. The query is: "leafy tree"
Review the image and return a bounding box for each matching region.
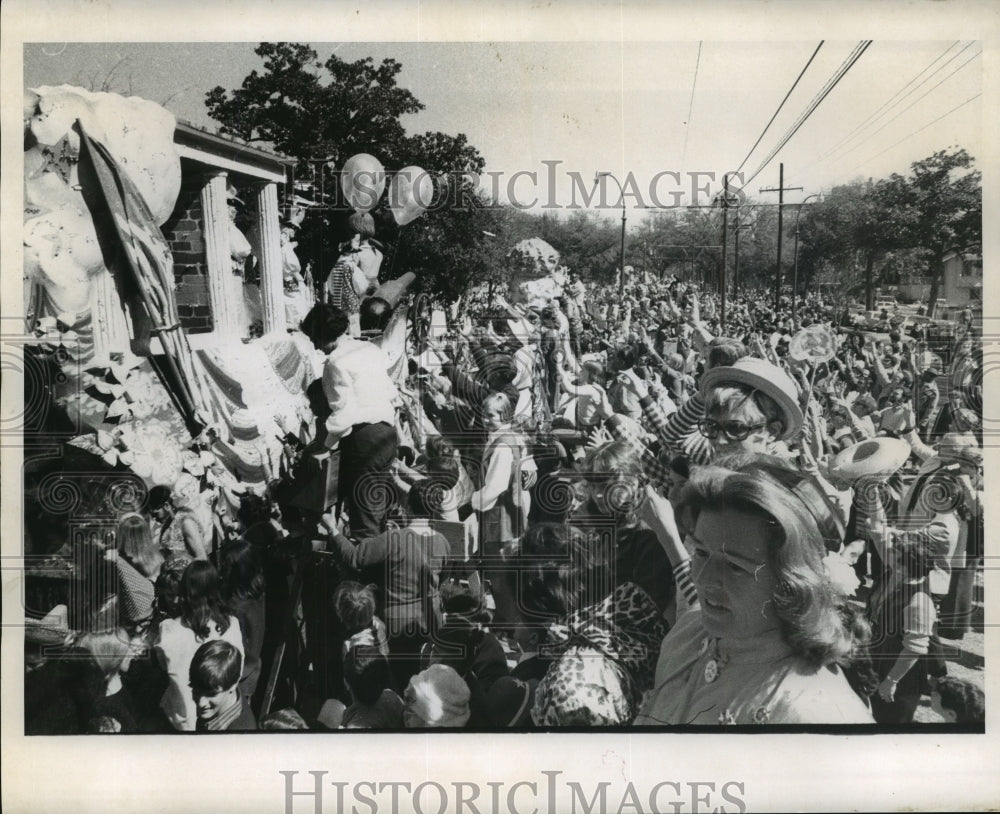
[895,148,981,317]
[205,43,489,301]
[795,149,980,315]
[796,178,914,310]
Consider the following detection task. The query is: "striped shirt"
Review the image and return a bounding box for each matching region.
[325,260,361,314]
[639,392,713,465]
[673,559,699,610]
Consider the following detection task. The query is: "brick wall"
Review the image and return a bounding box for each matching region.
[162,172,213,334]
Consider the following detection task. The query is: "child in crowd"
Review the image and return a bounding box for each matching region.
[218,539,267,700]
[258,708,309,730]
[155,560,244,731]
[189,640,256,731]
[556,359,613,429]
[74,628,144,733]
[333,580,389,660]
[341,645,404,729]
[152,555,192,626]
[931,676,985,724]
[421,577,510,726]
[403,664,471,728]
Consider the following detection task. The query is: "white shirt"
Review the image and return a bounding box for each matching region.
[155,616,244,731]
[322,336,398,443]
[471,429,532,515]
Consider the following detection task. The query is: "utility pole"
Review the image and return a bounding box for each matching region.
[720,176,729,328]
[760,163,802,311]
[733,216,752,301]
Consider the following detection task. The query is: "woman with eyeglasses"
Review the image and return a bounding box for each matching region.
[634,455,874,725]
[697,356,805,460]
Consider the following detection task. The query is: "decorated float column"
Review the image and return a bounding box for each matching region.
[255,182,287,334]
[200,170,244,339]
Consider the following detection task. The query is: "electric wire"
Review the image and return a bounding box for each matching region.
[818,40,963,160]
[681,42,703,168]
[733,41,824,177]
[744,40,872,186]
[831,46,982,162]
[847,92,982,174]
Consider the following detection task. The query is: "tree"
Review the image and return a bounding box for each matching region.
[205,43,490,302]
[795,149,980,315]
[896,148,981,317]
[796,179,914,310]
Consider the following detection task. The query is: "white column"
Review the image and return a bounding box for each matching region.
[255,182,286,334]
[200,171,242,338]
[90,266,132,366]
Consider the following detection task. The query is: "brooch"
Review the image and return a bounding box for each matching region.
[704,659,719,683]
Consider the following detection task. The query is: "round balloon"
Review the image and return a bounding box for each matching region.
[789,323,837,363]
[388,165,434,226]
[340,153,386,212]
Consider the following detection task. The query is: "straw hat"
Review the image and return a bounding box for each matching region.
[699,356,804,440]
[829,438,911,483]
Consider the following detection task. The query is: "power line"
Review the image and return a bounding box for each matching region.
[733,41,823,176]
[817,41,962,160]
[847,92,982,174]
[744,41,872,186]
[832,47,982,162]
[820,41,977,163]
[681,41,702,168]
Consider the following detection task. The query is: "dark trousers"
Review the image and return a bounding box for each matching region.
[338,422,398,540]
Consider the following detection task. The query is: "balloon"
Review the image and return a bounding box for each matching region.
[789,323,836,363]
[388,165,434,226]
[339,153,386,212]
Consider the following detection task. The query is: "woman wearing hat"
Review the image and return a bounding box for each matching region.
[696,356,805,460]
[635,456,874,725]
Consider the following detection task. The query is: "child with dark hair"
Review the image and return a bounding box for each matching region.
[153,555,192,626]
[258,708,309,730]
[931,676,985,724]
[422,435,473,521]
[218,539,266,700]
[421,577,510,728]
[333,580,389,660]
[154,560,244,731]
[340,645,404,729]
[189,640,256,731]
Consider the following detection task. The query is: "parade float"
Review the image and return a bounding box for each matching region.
[21,86,428,631]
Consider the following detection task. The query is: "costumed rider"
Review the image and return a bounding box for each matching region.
[301,302,400,540]
[324,211,384,337]
[280,206,312,329]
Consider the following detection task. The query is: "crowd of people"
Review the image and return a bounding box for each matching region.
[26,220,986,732]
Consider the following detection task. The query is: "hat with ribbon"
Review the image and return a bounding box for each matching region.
[699,356,804,441]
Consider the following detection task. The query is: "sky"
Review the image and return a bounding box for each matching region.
[23,39,983,217]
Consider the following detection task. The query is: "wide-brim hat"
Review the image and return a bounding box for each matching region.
[936,432,982,468]
[699,356,804,441]
[829,438,911,482]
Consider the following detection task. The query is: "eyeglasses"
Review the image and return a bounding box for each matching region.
[697,419,767,442]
